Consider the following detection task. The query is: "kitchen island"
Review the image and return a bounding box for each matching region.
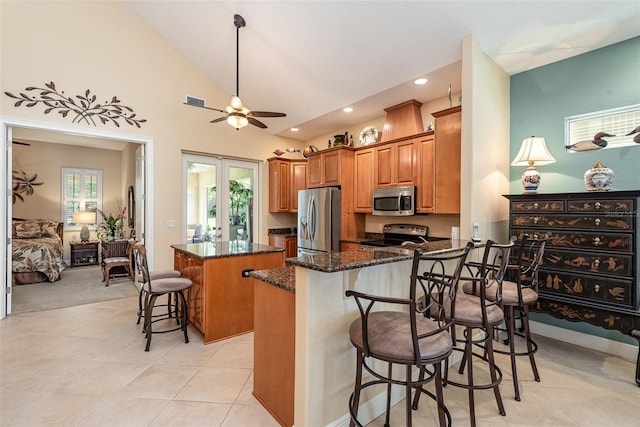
[171,241,284,344]
[251,239,472,427]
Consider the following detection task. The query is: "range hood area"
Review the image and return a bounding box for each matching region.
[380,99,425,142]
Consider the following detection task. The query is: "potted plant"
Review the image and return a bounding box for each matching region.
[96,206,126,241]
[229,180,252,226]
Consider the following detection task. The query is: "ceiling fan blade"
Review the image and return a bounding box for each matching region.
[183,102,226,113]
[210,116,228,124]
[248,117,267,128]
[249,111,287,118]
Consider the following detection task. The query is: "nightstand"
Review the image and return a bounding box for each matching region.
[70,241,99,267]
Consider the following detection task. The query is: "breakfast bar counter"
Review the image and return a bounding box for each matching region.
[250,240,473,426]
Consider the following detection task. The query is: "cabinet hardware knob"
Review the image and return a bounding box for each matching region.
[595,202,601,209]
[594,218,601,226]
[593,237,602,246]
[594,284,600,293]
[533,217,539,224]
[533,203,539,209]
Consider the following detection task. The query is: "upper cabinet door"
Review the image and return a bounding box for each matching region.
[416,135,435,213]
[290,161,307,212]
[373,139,416,188]
[433,106,461,214]
[268,159,290,213]
[354,148,374,212]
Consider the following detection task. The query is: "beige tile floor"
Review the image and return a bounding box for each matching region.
[1,295,638,426]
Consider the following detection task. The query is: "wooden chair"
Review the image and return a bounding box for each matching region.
[101,239,135,286]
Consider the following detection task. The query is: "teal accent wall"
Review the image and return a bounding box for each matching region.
[510,37,640,345]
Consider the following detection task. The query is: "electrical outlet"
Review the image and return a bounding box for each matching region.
[241,268,254,278]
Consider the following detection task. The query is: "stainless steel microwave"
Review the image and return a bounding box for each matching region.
[372,186,415,216]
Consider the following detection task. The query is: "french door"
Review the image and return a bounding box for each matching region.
[182,154,259,243]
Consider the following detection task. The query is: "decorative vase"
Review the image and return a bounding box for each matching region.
[302,145,319,158]
[584,162,613,192]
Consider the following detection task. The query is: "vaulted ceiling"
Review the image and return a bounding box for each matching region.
[124,1,639,141]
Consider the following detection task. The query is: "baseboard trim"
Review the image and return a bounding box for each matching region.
[530,320,638,362]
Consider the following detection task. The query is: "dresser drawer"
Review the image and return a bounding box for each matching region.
[567,199,635,213]
[512,229,633,253]
[510,200,564,213]
[539,270,634,308]
[542,248,633,277]
[511,214,632,231]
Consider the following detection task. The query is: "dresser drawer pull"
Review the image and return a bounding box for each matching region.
[533,217,539,224]
[595,201,601,209]
[533,202,539,209]
[594,218,601,226]
[593,237,603,246]
[594,284,600,293]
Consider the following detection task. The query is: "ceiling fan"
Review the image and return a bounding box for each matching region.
[186,14,286,130]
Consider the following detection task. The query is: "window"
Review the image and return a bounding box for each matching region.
[565,104,640,152]
[61,168,102,226]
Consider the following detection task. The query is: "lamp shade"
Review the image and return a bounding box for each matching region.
[511,136,556,166]
[512,136,556,194]
[73,211,96,225]
[73,211,96,242]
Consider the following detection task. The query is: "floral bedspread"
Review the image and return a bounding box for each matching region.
[12,235,66,282]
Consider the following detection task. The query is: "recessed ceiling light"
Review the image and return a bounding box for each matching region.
[290,127,299,132]
[343,107,354,113]
[414,78,428,85]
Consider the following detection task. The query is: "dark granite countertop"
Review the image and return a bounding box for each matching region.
[268,227,297,237]
[287,240,472,273]
[250,265,296,293]
[171,241,284,259]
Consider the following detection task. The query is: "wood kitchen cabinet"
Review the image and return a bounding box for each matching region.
[354,148,374,212]
[268,234,297,260]
[268,158,307,213]
[290,161,307,212]
[174,249,204,331]
[432,106,461,213]
[173,244,284,344]
[307,147,352,188]
[373,137,416,188]
[416,133,435,213]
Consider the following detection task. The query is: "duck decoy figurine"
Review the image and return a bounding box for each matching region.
[566,132,614,152]
[625,126,640,143]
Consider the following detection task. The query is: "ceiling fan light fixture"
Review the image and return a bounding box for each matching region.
[230,95,244,110]
[227,113,249,130]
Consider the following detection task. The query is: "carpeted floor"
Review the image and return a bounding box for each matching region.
[10,265,139,314]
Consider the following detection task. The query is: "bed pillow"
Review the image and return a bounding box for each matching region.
[40,220,60,237]
[14,220,42,239]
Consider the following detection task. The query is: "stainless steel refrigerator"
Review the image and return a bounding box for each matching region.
[297,187,341,255]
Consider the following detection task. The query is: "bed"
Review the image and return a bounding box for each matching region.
[12,218,67,285]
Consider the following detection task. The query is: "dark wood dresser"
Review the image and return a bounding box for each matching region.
[504,191,640,385]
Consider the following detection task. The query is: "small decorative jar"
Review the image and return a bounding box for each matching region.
[584,162,614,192]
[333,134,346,146]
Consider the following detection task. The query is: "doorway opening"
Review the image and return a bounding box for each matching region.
[1,118,154,318]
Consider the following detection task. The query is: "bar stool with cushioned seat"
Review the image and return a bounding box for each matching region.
[132,244,193,351]
[492,233,550,401]
[439,238,515,426]
[346,242,473,427]
[136,268,183,325]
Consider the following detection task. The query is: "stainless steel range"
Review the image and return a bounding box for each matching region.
[363,224,449,248]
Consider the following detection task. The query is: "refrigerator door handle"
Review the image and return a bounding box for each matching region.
[309,195,316,241]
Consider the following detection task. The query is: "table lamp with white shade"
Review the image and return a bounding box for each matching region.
[73,210,96,242]
[511,136,556,194]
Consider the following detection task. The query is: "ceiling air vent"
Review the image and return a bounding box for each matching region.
[185,95,206,108]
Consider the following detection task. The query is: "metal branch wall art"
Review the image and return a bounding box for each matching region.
[12,170,43,204]
[4,81,147,128]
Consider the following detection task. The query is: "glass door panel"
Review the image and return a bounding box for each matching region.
[183,154,221,243]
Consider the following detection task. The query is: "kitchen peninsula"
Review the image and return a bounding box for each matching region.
[251,240,472,426]
[171,241,284,344]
